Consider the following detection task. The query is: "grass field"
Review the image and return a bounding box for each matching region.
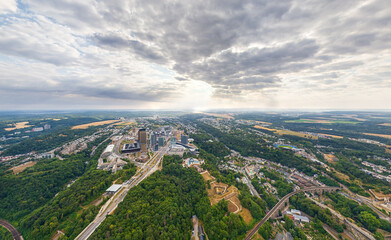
[254,125,318,139]
[5,121,32,131]
[363,133,391,139]
[71,120,120,129]
[10,161,37,174]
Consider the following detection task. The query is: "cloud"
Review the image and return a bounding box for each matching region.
[0,0,17,14]
[0,0,390,109]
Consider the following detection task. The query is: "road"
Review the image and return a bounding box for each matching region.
[0,219,23,240]
[244,186,341,240]
[340,185,391,223]
[309,197,376,240]
[241,170,261,198]
[75,144,169,240]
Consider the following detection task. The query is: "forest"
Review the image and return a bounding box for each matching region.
[327,193,391,234]
[90,155,249,240]
[0,137,118,239]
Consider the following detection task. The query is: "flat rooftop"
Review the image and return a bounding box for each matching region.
[106,184,122,192]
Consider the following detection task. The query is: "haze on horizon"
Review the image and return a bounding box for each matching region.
[0,0,390,111]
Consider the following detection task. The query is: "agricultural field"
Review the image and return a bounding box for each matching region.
[254,125,318,139]
[4,121,32,131]
[200,112,234,119]
[364,133,391,139]
[285,119,359,124]
[71,120,120,129]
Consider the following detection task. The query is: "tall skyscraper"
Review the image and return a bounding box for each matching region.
[138,128,147,144]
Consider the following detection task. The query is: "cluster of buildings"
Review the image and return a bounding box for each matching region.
[361,168,391,183]
[284,209,310,223]
[59,131,104,155]
[362,161,390,174]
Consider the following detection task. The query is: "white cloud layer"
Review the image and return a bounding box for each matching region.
[0,0,390,110]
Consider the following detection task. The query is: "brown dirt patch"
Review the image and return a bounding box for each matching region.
[5,121,32,131]
[239,208,253,225]
[71,120,120,129]
[363,133,391,139]
[228,201,239,213]
[324,154,338,164]
[201,171,215,182]
[10,161,37,174]
[334,171,351,182]
[379,123,391,126]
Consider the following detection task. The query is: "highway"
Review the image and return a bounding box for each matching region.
[244,186,341,240]
[0,219,23,240]
[75,144,169,240]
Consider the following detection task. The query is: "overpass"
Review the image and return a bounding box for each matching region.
[244,186,341,240]
[0,219,23,240]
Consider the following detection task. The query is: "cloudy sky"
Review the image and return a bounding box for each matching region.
[0,0,390,110]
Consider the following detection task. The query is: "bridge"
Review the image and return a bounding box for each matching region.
[244,186,341,240]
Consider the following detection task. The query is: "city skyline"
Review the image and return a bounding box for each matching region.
[1,0,391,111]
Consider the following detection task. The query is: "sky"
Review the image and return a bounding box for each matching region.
[0,0,390,111]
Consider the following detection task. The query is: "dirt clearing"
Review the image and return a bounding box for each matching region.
[10,161,37,174]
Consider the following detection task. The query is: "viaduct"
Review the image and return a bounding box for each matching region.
[244,186,341,240]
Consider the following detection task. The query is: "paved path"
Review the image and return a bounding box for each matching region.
[0,219,23,240]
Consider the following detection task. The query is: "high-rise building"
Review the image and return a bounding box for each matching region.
[151,133,157,146]
[181,135,189,145]
[158,137,164,147]
[138,129,147,144]
[153,144,159,151]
